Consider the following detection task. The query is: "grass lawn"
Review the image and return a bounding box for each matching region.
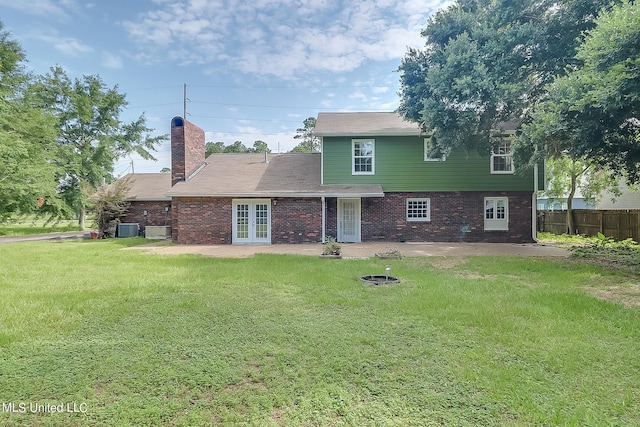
[0,219,82,236]
[1,239,639,426]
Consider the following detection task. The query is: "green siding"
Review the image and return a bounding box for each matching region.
[322,136,536,192]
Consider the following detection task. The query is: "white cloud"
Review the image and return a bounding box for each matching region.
[102,52,124,69]
[0,0,71,19]
[121,0,449,79]
[36,35,93,56]
[372,86,390,94]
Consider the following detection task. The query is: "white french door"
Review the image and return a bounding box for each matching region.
[337,198,361,243]
[232,199,271,244]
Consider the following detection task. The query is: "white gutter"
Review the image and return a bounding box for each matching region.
[320,137,324,186]
[321,196,326,244]
[166,191,385,198]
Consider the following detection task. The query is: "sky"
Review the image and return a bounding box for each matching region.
[0,0,449,175]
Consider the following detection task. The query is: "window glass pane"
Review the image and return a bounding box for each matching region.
[407,199,430,221]
[491,140,513,172]
[353,140,374,173]
[236,204,249,239]
[361,141,373,156]
[496,200,505,219]
[485,199,494,219]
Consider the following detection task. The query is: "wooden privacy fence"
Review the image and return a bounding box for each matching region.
[538,209,640,241]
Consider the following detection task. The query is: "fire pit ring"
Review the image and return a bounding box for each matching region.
[361,275,400,285]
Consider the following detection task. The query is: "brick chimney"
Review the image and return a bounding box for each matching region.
[171,116,205,186]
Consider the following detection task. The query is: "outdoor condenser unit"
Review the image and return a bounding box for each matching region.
[117,223,139,238]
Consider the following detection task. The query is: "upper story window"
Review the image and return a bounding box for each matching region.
[424,137,445,162]
[352,139,375,175]
[491,139,514,174]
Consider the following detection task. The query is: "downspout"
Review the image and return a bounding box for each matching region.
[322,196,326,243]
[320,136,324,185]
[321,136,326,243]
[532,163,539,242]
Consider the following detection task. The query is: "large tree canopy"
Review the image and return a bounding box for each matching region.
[397,0,613,157]
[0,24,60,221]
[32,66,166,227]
[519,0,640,182]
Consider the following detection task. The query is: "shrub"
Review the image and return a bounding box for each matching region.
[90,178,131,238]
[322,236,341,256]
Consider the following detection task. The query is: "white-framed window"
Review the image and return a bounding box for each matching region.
[352,139,374,175]
[484,197,509,230]
[407,198,431,222]
[424,137,445,161]
[491,139,514,174]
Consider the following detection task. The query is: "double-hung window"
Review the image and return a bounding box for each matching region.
[407,198,431,222]
[491,139,514,174]
[352,139,374,175]
[484,197,509,230]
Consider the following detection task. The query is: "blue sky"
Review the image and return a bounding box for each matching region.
[0,0,448,174]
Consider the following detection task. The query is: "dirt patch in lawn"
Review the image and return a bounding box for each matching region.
[582,282,640,309]
[431,257,468,270]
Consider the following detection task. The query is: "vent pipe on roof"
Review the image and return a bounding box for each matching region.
[263,150,269,164]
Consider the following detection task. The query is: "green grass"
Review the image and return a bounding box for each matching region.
[1,239,640,426]
[0,219,82,236]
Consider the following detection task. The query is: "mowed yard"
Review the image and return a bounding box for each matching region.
[1,238,639,426]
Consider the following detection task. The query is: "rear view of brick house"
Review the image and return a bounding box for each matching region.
[121,113,542,244]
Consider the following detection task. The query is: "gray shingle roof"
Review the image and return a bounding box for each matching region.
[167,153,383,197]
[122,173,172,201]
[315,112,421,137]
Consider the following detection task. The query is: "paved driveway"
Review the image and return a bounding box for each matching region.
[131,241,570,258]
[0,231,89,244]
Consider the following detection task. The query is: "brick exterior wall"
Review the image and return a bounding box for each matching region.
[172,197,233,244]
[122,201,172,231]
[359,191,533,243]
[272,197,322,243]
[170,117,205,186]
[171,197,324,244]
[168,191,533,245]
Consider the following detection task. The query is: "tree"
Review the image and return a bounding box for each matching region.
[205,141,225,157]
[223,140,249,153]
[250,140,270,153]
[160,167,171,173]
[0,23,60,221]
[291,117,320,152]
[519,1,640,183]
[397,0,614,158]
[32,66,166,228]
[544,156,619,234]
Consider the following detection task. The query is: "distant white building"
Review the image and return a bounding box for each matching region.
[538,181,640,210]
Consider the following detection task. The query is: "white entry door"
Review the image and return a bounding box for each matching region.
[338,198,361,242]
[232,199,271,244]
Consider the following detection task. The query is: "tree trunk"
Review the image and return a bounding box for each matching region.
[78,204,86,230]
